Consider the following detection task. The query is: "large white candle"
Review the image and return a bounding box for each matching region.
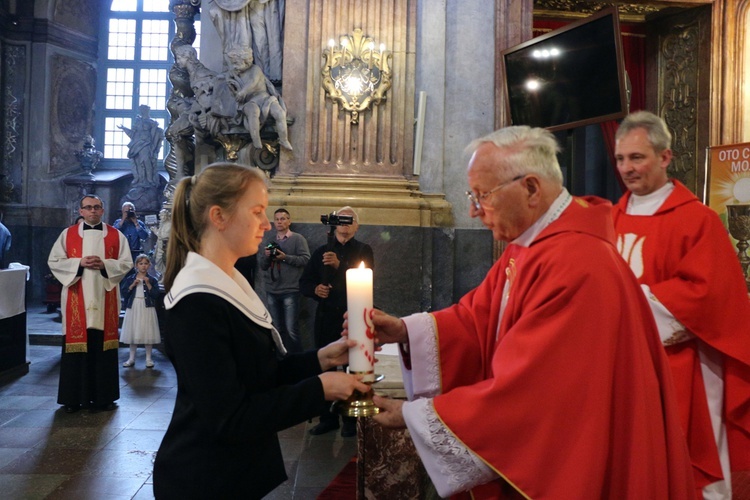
[346,262,375,382]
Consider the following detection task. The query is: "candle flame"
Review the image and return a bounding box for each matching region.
[358,261,365,269]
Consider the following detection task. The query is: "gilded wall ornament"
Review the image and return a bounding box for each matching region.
[533,1,661,21]
[322,29,392,124]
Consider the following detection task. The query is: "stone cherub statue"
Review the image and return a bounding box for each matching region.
[171,44,291,152]
[118,105,163,187]
[224,46,292,151]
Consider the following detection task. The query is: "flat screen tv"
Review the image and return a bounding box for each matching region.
[501,7,628,132]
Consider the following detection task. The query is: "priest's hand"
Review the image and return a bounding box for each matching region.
[318,372,371,401]
[369,310,408,345]
[318,337,357,371]
[372,395,406,428]
[80,255,104,270]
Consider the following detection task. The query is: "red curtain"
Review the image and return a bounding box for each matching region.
[532,21,646,190]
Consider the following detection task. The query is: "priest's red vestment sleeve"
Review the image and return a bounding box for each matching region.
[429,197,694,499]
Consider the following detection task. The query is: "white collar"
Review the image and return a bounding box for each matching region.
[627,181,674,216]
[165,252,287,355]
[77,221,110,237]
[512,188,573,248]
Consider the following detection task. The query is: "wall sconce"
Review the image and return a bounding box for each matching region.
[322,29,392,124]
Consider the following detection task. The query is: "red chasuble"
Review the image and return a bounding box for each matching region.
[431,196,694,499]
[64,224,122,353]
[613,180,750,490]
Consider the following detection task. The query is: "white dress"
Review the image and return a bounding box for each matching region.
[120,284,161,345]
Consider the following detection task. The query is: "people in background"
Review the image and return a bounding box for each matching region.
[152,163,368,499]
[300,206,374,438]
[48,194,132,413]
[259,208,310,353]
[612,110,750,499]
[365,126,694,498]
[113,202,150,260]
[120,254,161,369]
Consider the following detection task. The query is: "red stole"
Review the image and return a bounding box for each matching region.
[64,225,121,353]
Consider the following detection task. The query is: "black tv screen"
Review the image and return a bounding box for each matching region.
[501,7,628,132]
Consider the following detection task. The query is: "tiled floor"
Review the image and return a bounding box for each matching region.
[0,306,356,499]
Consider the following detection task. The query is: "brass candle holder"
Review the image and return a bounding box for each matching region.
[727,203,750,291]
[335,372,383,417]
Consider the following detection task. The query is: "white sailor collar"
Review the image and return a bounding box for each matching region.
[165,252,287,355]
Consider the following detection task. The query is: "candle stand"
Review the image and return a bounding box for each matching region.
[336,373,383,417]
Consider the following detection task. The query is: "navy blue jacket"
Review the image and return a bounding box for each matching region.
[120,270,160,309]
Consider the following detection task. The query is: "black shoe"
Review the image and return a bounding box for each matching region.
[309,420,340,436]
[64,404,80,413]
[89,402,117,414]
[341,420,357,438]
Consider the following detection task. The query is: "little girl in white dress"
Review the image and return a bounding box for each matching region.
[120,254,161,368]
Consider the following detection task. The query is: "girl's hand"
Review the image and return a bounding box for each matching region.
[318,337,356,371]
[318,372,371,401]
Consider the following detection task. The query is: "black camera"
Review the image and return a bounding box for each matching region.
[320,212,353,226]
[266,241,281,259]
[127,209,136,218]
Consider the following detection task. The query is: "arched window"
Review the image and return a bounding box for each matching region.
[96,0,200,167]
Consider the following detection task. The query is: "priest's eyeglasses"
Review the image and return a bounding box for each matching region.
[81,205,103,211]
[466,175,525,211]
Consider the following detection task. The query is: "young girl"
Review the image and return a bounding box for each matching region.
[120,254,161,368]
[153,163,368,498]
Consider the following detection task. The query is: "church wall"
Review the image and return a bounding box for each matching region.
[436,0,496,230]
[0,0,102,305]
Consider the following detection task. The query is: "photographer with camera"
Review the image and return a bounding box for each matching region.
[113,202,150,262]
[300,206,374,437]
[259,208,310,354]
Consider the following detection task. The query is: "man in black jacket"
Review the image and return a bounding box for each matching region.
[300,206,374,437]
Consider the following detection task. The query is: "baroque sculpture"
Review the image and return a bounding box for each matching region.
[119,105,164,187]
[74,135,103,177]
[207,0,285,82]
[171,43,291,161]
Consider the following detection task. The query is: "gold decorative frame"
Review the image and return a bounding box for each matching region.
[321,28,392,124]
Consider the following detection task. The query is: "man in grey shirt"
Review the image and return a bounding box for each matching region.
[259,208,310,353]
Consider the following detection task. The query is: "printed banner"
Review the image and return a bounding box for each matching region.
[707,142,750,240]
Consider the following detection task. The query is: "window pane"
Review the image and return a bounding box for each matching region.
[139,69,167,111]
[108,19,136,60]
[104,117,132,159]
[102,1,192,167]
[105,68,134,109]
[141,20,170,61]
[143,0,170,12]
[110,0,137,12]
[194,20,202,60]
